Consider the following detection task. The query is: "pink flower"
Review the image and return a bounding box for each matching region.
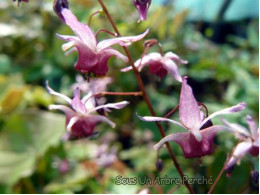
[55,6,149,76]
[121,52,187,81]
[222,116,259,176]
[133,0,152,22]
[46,81,129,140]
[138,76,246,158]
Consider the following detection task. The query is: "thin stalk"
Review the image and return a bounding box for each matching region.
[88,10,101,26]
[207,142,240,194]
[96,29,117,38]
[164,104,179,118]
[97,0,194,193]
[83,91,142,103]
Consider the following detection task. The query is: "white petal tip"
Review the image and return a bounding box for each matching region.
[192,130,202,142]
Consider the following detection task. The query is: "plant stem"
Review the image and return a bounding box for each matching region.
[207,142,240,194]
[97,0,194,193]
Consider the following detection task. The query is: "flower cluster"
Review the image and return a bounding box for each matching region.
[44,0,258,185]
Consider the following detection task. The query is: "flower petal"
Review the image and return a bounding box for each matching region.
[87,101,129,114]
[221,118,251,138]
[46,81,72,104]
[66,115,81,131]
[137,115,185,129]
[246,115,258,138]
[163,59,182,82]
[71,88,87,114]
[179,76,202,131]
[97,29,149,51]
[200,102,246,128]
[164,52,188,65]
[225,141,252,170]
[61,8,97,49]
[48,104,75,116]
[87,115,116,128]
[92,49,128,76]
[154,125,226,158]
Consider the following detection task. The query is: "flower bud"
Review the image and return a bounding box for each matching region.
[250,170,259,187]
[133,0,151,22]
[53,0,69,22]
[156,158,163,172]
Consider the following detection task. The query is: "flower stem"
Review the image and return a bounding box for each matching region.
[88,10,101,26]
[207,142,240,194]
[96,29,117,38]
[164,104,179,118]
[97,0,194,193]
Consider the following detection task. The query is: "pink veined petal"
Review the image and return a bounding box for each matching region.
[154,126,225,158]
[246,115,258,138]
[73,40,99,73]
[61,8,97,49]
[163,59,182,82]
[71,88,87,115]
[46,81,72,104]
[87,115,116,128]
[92,48,128,76]
[87,101,129,114]
[154,125,226,158]
[57,34,99,73]
[164,52,188,65]
[225,141,252,170]
[121,52,161,73]
[221,118,251,138]
[96,29,149,51]
[48,104,75,117]
[179,76,202,131]
[200,102,246,128]
[137,115,185,129]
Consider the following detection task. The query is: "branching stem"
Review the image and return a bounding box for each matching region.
[97,0,194,193]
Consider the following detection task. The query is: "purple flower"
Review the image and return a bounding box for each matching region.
[46,81,129,140]
[133,0,152,22]
[13,0,28,6]
[222,115,259,175]
[138,76,246,158]
[55,6,149,76]
[121,52,187,81]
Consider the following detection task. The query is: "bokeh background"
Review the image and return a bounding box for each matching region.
[0,0,258,193]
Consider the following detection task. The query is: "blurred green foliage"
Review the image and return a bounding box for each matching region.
[0,0,258,193]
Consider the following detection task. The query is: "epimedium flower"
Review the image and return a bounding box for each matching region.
[138,76,246,158]
[46,81,129,140]
[121,52,187,81]
[222,115,259,176]
[133,0,152,22]
[71,75,113,114]
[54,2,149,76]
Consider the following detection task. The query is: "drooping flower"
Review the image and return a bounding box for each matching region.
[46,81,129,140]
[138,76,246,158]
[13,0,29,6]
[133,0,152,22]
[121,52,187,81]
[54,3,149,76]
[222,115,259,176]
